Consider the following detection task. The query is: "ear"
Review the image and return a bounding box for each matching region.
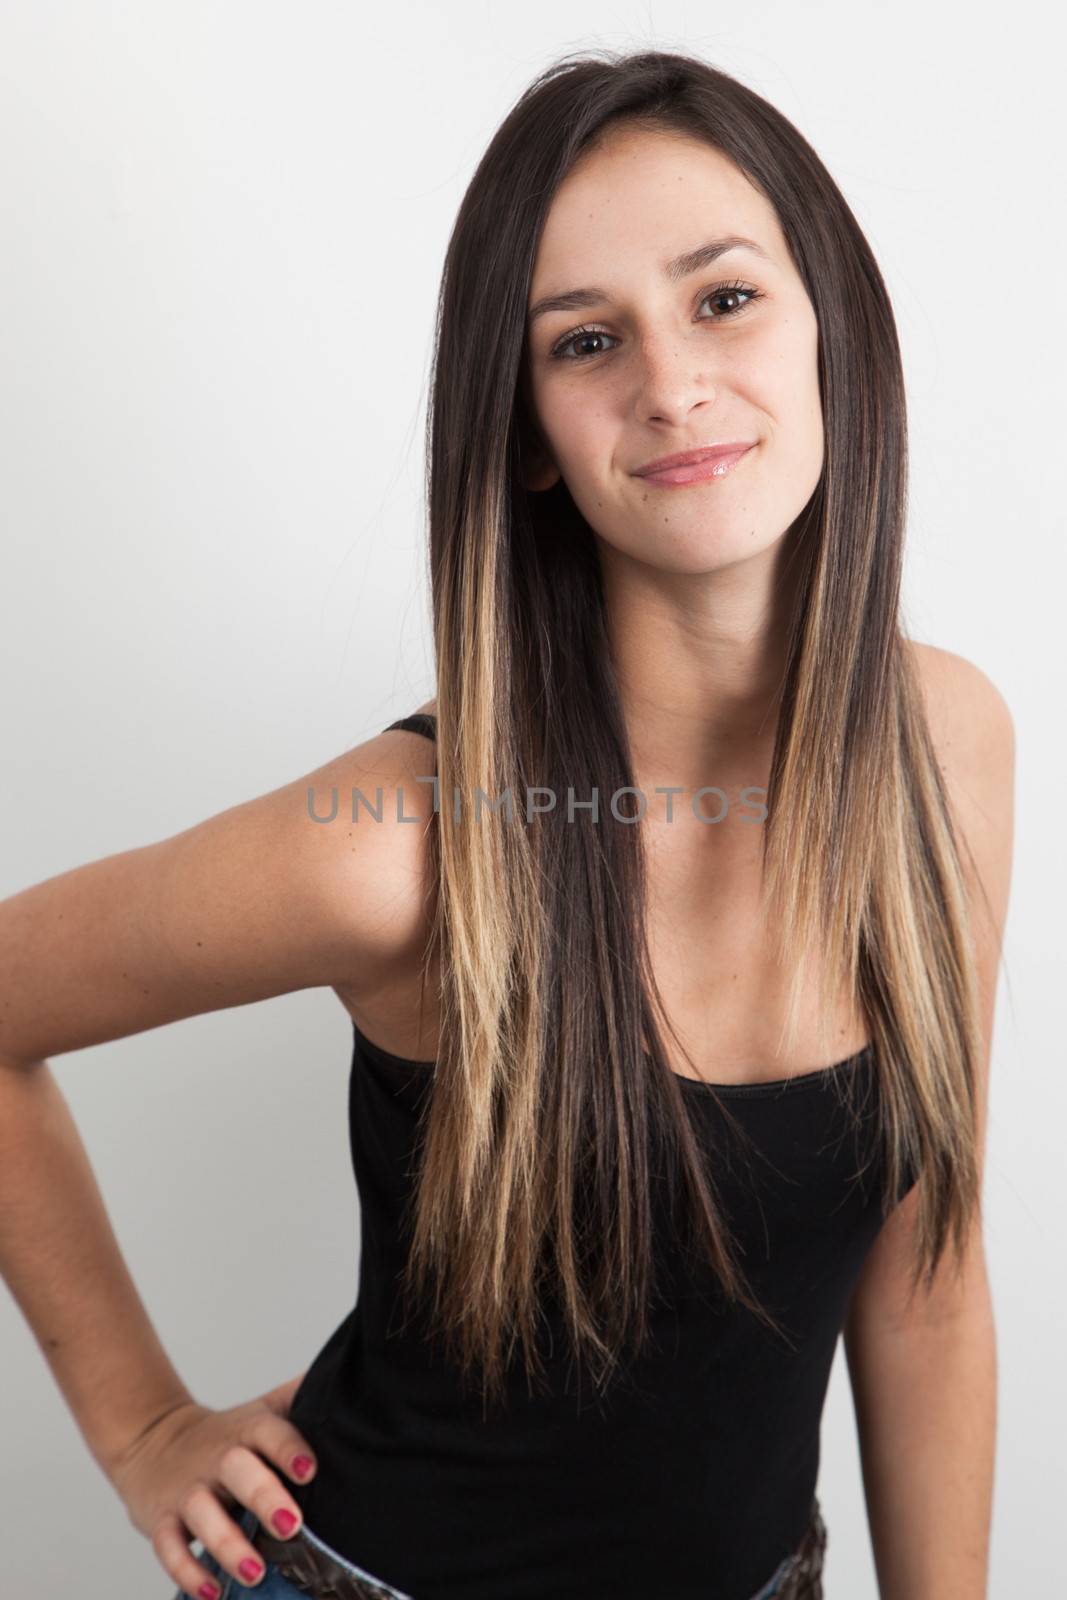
[522,436,561,493]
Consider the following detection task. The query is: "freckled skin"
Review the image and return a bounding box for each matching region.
[521,126,823,580]
[519,122,826,795]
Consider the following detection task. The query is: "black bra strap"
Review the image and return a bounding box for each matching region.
[383,712,437,742]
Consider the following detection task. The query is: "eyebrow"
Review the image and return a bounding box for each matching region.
[527,234,773,326]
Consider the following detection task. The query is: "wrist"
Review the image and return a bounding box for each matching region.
[93,1383,198,1484]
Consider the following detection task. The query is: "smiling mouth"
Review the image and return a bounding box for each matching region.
[633,441,757,476]
[633,443,757,486]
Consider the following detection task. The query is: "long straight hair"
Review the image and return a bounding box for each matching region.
[396,48,987,1413]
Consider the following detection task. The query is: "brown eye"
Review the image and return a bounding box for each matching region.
[549,280,762,363]
[698,283,759,319]
[549,326,620,362]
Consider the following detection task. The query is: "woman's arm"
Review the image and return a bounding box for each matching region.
[844,1196,997,1599]
[0,729,437,1485]
[843,648,1015,1598]
[0,1053,198,1479]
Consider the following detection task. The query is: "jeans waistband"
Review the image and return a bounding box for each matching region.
[250,1516,414,1599]
[247,1495,827,1600]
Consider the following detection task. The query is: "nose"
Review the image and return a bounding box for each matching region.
[632,332,717,426]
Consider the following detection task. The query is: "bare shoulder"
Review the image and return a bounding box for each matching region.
[908,640,1015,937]
[297,713,440,982]
[0,718,439,1064]
[840,648,1015,1333]
[909,641,1014,777]
[907,642,1015,1146]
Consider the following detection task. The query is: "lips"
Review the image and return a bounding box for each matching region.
[633,442,757,476]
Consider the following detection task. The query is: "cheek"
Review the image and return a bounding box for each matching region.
[789,359,825,472]
[782,316,822,422]
[542,388,609,471]
[755,331,823,459]
[773,401,825,520]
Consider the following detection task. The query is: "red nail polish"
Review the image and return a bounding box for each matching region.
[272,1507,298,1535]
[292,1453,314,1478]
[238,1557,264,1581]
[198,1584,220,1600]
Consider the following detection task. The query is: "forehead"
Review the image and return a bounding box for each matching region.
[529,129,784,298]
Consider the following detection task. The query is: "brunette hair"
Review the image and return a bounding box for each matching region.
[395,47,987,1412]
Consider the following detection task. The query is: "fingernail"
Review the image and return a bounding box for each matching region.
[198,1585,220,1600]
[272,1508,298,1535]
[292,1453,314,1478]
[238,1557,264,1581]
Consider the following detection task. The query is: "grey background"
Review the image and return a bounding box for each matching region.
[0,3,1059,1594]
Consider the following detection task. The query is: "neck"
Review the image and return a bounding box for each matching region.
[598,538,800,797]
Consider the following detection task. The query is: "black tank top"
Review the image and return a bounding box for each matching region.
[288,712,916,1599]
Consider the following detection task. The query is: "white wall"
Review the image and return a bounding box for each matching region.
[1,3,1058,1594]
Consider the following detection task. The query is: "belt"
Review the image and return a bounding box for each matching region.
[249,1521,412,1600]
[249,1498,826,1600]
[747,1498,827,1600]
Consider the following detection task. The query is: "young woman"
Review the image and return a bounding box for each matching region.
[0,49,1012,1600]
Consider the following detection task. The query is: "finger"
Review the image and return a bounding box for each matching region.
[241,1406,318,1490]
[178,1474,270,1589]
[152,1509,227,1600]
[215,1436,308,1545]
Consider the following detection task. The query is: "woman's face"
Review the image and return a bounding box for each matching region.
[522,127,824,575]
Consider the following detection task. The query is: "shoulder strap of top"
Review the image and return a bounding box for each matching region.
[383,711,437,742]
